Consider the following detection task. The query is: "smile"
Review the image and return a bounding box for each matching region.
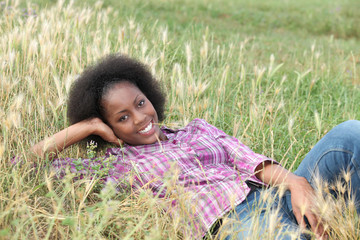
[138,121,153,134]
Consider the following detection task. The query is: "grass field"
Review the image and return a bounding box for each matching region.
[1,0,359,239]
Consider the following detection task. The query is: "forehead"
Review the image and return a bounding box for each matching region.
[102,81,143,106]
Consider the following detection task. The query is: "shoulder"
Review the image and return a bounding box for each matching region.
[188,118,208,126]
[162,118,212,132]
[163,119,224,138]
[185,118,209,129]
[185,118,221,133]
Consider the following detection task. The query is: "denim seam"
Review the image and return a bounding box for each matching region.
[308,147,354,184]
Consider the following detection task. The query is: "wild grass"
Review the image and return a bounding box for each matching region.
[0,0,359,239]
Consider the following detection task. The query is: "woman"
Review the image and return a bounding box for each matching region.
[32,54,360,239]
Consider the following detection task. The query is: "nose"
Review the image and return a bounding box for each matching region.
[133,109,146,126]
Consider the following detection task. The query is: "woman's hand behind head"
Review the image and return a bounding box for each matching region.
[88,118,123,146]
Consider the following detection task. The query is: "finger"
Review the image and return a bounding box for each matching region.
[318,229,328,240]
[108,137,123,146]
[293,208,307,230]
[317,223,326,239]
[305,211,325,238]
[305,212,318,232]
[322,231,329,240]
[115,138,123,146]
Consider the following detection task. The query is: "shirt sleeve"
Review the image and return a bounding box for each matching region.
[194,119,278,183]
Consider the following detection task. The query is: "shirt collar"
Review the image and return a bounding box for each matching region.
[107,124,185,155]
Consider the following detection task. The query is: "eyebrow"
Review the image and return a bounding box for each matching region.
[115,94,141,115]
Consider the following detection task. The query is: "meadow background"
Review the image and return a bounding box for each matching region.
[1,0,359,239]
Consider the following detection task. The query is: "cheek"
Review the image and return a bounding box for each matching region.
[112,123,132,138]
[112,125,123,136]
[148,105,158,118]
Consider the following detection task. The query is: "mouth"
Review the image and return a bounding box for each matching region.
[138,120,153,135]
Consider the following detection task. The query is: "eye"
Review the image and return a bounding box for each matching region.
[119,115,128,122]
[138,99,145,107]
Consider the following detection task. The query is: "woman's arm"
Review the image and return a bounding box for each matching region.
[31,118,121,159]
[255,161,327,239]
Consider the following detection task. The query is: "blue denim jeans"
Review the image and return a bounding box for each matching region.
[221,120,360,240]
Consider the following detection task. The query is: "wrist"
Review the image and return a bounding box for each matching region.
[286,174,307,191]
[85,118,103,135]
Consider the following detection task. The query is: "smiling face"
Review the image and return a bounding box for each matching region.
[101,81,167,145]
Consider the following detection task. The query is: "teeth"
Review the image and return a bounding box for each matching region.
[139,122,152,134]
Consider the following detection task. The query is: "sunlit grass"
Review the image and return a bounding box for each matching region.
[0,0,359,239]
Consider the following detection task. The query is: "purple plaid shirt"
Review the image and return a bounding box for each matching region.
[52,118,274,237]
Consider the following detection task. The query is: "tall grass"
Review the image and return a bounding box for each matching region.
[0,0,359,239]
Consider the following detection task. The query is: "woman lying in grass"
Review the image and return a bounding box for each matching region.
[31,54,360,239]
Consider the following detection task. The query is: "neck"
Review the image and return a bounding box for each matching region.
[158,131,168,141]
